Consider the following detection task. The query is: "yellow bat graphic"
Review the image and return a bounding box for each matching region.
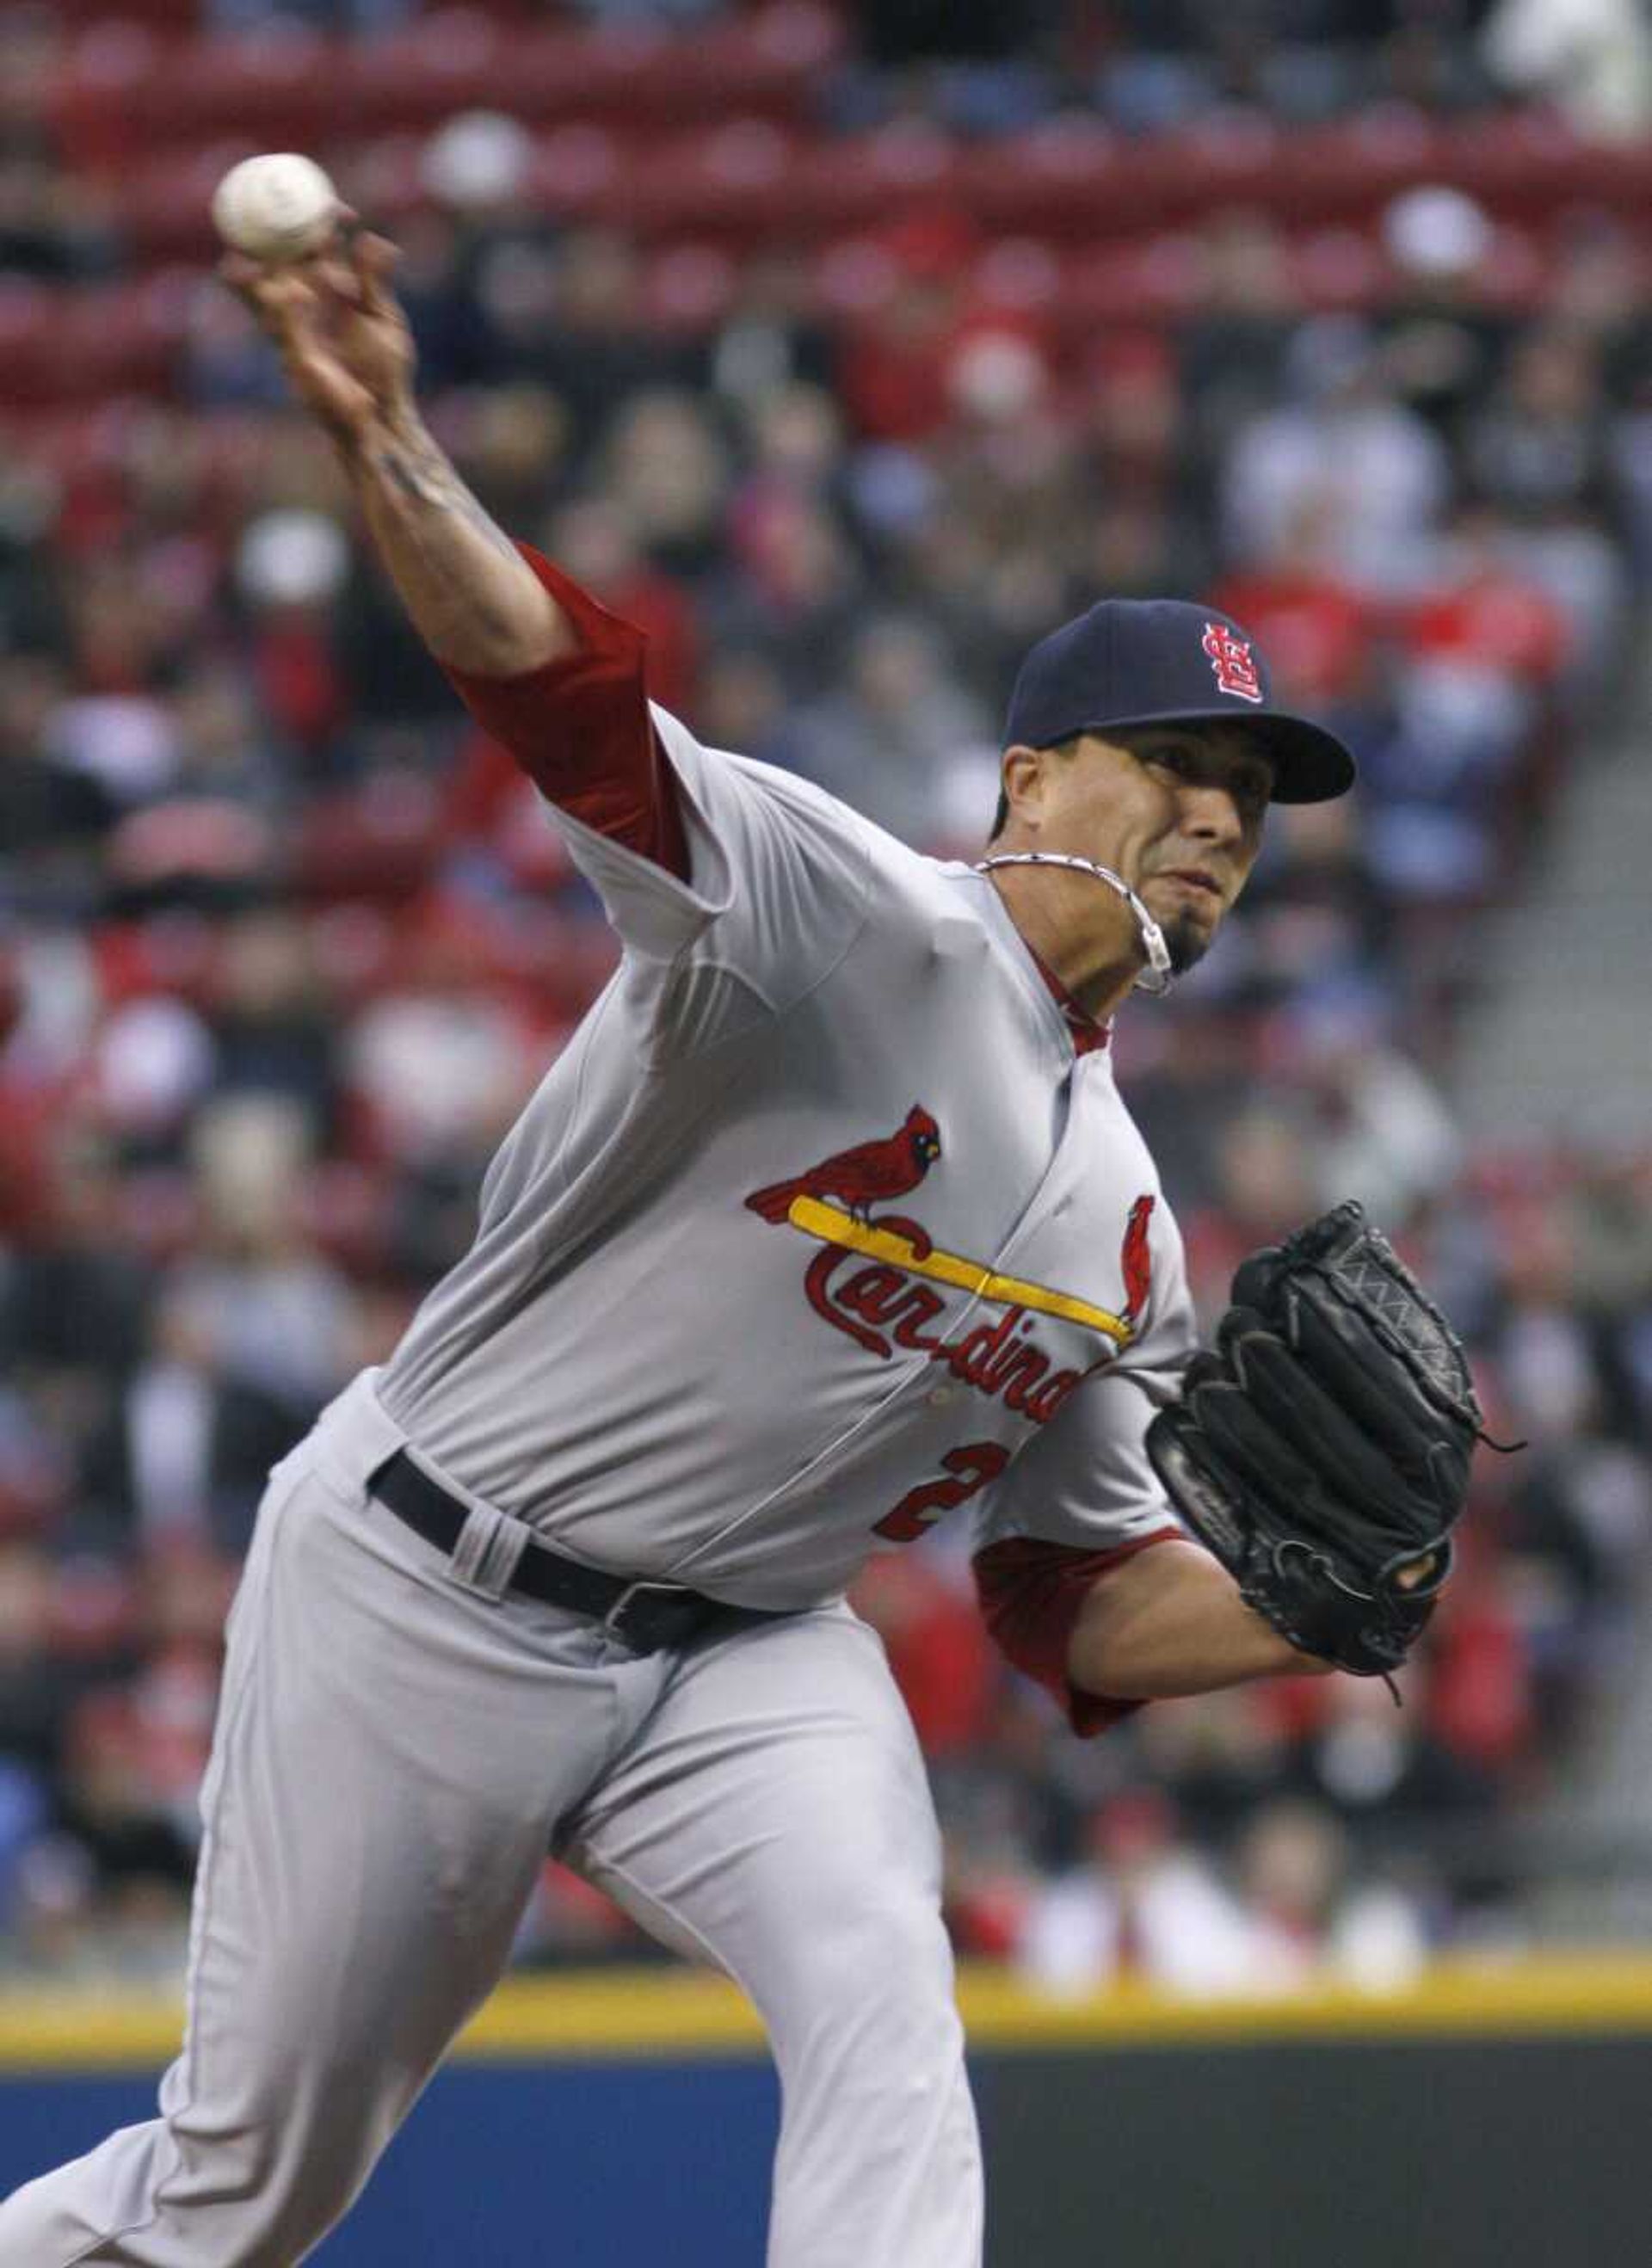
[783,1196,1132,1345]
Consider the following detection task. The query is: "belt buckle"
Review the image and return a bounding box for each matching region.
[602,1580,697,1653]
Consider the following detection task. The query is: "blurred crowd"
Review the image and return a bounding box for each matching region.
[2,0,1650,1991]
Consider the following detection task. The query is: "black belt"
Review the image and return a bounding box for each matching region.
[369,1447,730,1655]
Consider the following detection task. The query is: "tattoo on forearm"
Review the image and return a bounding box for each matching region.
[369,429,520,564]
[348,411,554,663]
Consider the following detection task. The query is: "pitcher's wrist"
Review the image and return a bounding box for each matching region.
[336,396,418,469]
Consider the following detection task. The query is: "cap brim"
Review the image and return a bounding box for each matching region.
[1242,713,1358,804]
[1064,706,1357,803]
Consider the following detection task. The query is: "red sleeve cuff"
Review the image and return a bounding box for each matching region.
[442,546,690,881]
[972,1529,1182,1737]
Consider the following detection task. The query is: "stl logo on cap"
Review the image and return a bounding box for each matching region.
[1201,620,1263,705]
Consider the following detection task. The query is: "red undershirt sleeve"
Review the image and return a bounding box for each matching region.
[973,1529,1183,1736]
[441,544,691,882]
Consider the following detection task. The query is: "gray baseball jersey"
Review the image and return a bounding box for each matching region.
[0,566,1198,2268]
[377,700,1195,1610]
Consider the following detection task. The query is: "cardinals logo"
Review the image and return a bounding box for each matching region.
[1202,620,1263,704]
[1119,1191,1153,1325]
[748,1112,1156,1429]
[746,1106,941,1230]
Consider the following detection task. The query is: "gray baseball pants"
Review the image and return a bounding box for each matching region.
[0,1373,983,2265]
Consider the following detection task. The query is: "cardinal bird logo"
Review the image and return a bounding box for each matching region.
[746,1115,1156,1424]
[1120,1193,1155,1323]
[745,1106,942,1227]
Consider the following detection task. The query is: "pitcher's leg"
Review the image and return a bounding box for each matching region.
[568,1606,983,2268]
[0,1465,613,2268]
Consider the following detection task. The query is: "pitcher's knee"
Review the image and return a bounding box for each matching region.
[144,2050,388,2264]
[771,1887,961,2073]
[0,2099,364,2268]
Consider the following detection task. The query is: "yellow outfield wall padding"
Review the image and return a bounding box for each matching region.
[6,1954,1652,2074]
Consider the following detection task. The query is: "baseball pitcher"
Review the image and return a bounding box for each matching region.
[0,225,1482,2266]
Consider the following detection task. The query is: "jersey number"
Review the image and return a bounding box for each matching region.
[872,1443,1009,1544]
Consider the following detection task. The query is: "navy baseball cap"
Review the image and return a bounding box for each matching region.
[1004,599,1356,804]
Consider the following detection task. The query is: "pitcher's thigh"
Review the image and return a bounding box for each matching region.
[568,1608,982,2268]
[572,1607,949,1989]
[0,1467,583,2268]
[179,1475,571,2175]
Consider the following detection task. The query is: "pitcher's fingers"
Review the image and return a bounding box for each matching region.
[257,279,333,393]
[348,226,402,317]
[269,277,332,371]
[219,256,317,342]
[219,251,275,317]
[311,250,361,307]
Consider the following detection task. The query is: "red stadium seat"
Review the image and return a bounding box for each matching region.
[502,1,842,128]
[330,10,508,139]
[125,144,269,266]
[1443,110,1594,217]
[0,279,187,410]
[45,3,843,163]
[1470,223,1550,313]
[490,21,686,132]
[64,274,194,401]
[1273,106,1448,226]
[1063,234,1210,328]
[777,122,964,243]
[0,283,58,409]
[293,778,445,903]
[614,119,806,241]
[133,29,347,151]
[1291,228,1388,313]
[1153,111,1285,220]
[330,134,431,231]
[297,1160,397,1273]
[971,237,1063,318]
[48,0,195,24]
[47,22,172,170]
[92,915,220,1011]
[531,123,624,221]
[811,235,902,319]
[641,243,741,334]
[304,903,404,1008]
[957,116,1121,239]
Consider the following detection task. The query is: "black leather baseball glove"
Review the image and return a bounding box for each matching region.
[1146,1201,1485,1681]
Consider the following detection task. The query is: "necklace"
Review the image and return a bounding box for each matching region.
[975,852,1173,995]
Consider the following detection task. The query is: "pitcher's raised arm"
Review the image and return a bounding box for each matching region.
[224,221,566,679]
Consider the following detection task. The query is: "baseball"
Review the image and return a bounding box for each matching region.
[212,153,339,263]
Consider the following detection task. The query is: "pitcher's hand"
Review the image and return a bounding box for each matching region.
[222,218,415,447]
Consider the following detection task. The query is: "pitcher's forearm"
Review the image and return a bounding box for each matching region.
[342,410,571,677]
[1068,1538,1335,1699]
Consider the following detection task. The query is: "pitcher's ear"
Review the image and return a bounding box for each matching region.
[998,743,1047,835]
